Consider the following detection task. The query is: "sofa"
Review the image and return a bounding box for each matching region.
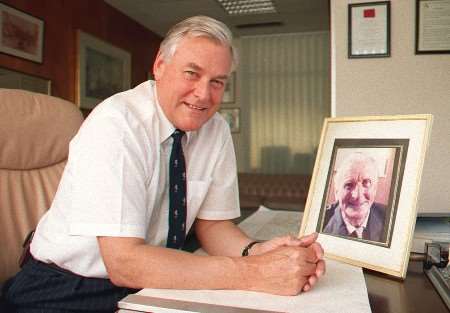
[238,173,311,211]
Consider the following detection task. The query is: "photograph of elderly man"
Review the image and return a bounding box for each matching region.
[322,151,391,243]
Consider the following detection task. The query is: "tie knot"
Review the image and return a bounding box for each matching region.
[171,129,185,141]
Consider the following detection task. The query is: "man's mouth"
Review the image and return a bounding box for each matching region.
[185,102,207,111]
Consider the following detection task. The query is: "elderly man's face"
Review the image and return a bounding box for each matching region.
[153,36,232,131]
[335,160,378,227]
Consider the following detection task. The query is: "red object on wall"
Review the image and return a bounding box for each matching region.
[364,8,376,18]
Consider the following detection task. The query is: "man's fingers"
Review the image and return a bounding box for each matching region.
[311,242,324,260]
[316,259,326,277]
[299,232,318,247]
[308,274,317,287]
[302,282,311,292]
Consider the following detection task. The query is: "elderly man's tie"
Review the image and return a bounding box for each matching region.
[166,129,187,249]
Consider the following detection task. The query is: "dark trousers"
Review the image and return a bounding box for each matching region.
[1,258,137,313]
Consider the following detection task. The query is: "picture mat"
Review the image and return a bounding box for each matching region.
[300,115,432,277]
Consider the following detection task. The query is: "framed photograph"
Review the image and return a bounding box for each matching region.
[219,108,240,133]
[300,115,433,278]
[76,30,131,109]
[222,72,235,103]
[0,66,51,95]
[348,1,390,58]
[415,0,450,54]
[0,3,44,63]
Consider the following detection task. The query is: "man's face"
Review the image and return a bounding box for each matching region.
[334,160,378,227]
[153,36,232,131]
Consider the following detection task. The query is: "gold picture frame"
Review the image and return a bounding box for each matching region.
[300,114,433,278]
[76,30,131,109]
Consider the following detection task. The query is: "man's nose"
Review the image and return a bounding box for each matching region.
[193,79,210,101]
[351,184,363,200]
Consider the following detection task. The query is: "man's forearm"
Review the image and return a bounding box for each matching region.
[98,236,245,290]
[194,219,254,257]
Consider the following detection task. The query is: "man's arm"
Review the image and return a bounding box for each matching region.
[98,233,322,295]
[194,218,253,256]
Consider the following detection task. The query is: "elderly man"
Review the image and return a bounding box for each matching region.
[323,152,386,242]
[2,16,325,312]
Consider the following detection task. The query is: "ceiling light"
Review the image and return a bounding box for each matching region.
[216,0,277,16]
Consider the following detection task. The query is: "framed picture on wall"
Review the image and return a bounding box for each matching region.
[222,72,235,103]
[415,0,450,54]
[0,66,51,95]
[0,3,44,63]
[300,115,433,278]
[219,107,240,133]
[348,1,390,58]
[76,30,131,109]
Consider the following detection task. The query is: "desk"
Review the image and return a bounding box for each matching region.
[119,208,448,313]
[365,261,448,313]
[239,208,449,313]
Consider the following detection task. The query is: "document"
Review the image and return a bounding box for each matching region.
[118,207,372,313]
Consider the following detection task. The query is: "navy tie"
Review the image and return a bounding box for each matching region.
[166,129,187,249]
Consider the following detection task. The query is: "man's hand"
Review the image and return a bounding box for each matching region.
[247,232,326,293]
[236,243,322,296]
[249,232,320,256]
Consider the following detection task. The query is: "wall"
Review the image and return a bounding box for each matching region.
[331,0,450,215]
[0,0,161,103]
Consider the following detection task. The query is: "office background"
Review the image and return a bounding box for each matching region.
[0,0,448,216]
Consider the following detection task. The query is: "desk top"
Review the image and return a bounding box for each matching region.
[246,207,449,313]
[118,207,449,313]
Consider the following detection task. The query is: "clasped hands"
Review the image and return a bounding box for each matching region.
[238,233,325,296]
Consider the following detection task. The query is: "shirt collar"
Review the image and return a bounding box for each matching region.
[152,82,192,145]
[340,206,371,238]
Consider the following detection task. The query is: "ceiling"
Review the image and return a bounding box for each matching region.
[104,0,330,37]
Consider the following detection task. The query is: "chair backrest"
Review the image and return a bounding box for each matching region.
[0,89,83,283]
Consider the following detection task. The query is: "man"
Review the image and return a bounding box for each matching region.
[322,152,386,242]
[3,16,325,312]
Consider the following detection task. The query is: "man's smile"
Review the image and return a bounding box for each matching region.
[184,101,208,111]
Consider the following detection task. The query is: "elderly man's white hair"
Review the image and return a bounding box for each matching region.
[334,152,379,187]
[158,15,238,72]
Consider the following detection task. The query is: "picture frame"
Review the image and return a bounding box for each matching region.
[222,72,235,103]
[219,107,240,133]
[0,66,51,95]
[0,3,44,63]
[299,115,433,278]
[415,0,450,54]
[76,30,131,109]
[348,1,390,58]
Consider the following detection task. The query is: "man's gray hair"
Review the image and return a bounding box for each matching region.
[334,152,379,186]
[159,15,238,71]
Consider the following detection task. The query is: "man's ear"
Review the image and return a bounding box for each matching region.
[153,51,166,81]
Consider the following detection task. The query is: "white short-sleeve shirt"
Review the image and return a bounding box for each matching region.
[30,81,240,278]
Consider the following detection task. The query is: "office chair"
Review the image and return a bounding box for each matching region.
[0,89,83,285]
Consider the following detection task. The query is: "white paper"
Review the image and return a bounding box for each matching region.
[137,258,370,313]
[123,207,372,313]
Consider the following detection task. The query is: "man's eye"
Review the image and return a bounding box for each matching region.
[184,71,197,79]
[362,179,372,188]
[211,80,224,88]
[344,182,355,190]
